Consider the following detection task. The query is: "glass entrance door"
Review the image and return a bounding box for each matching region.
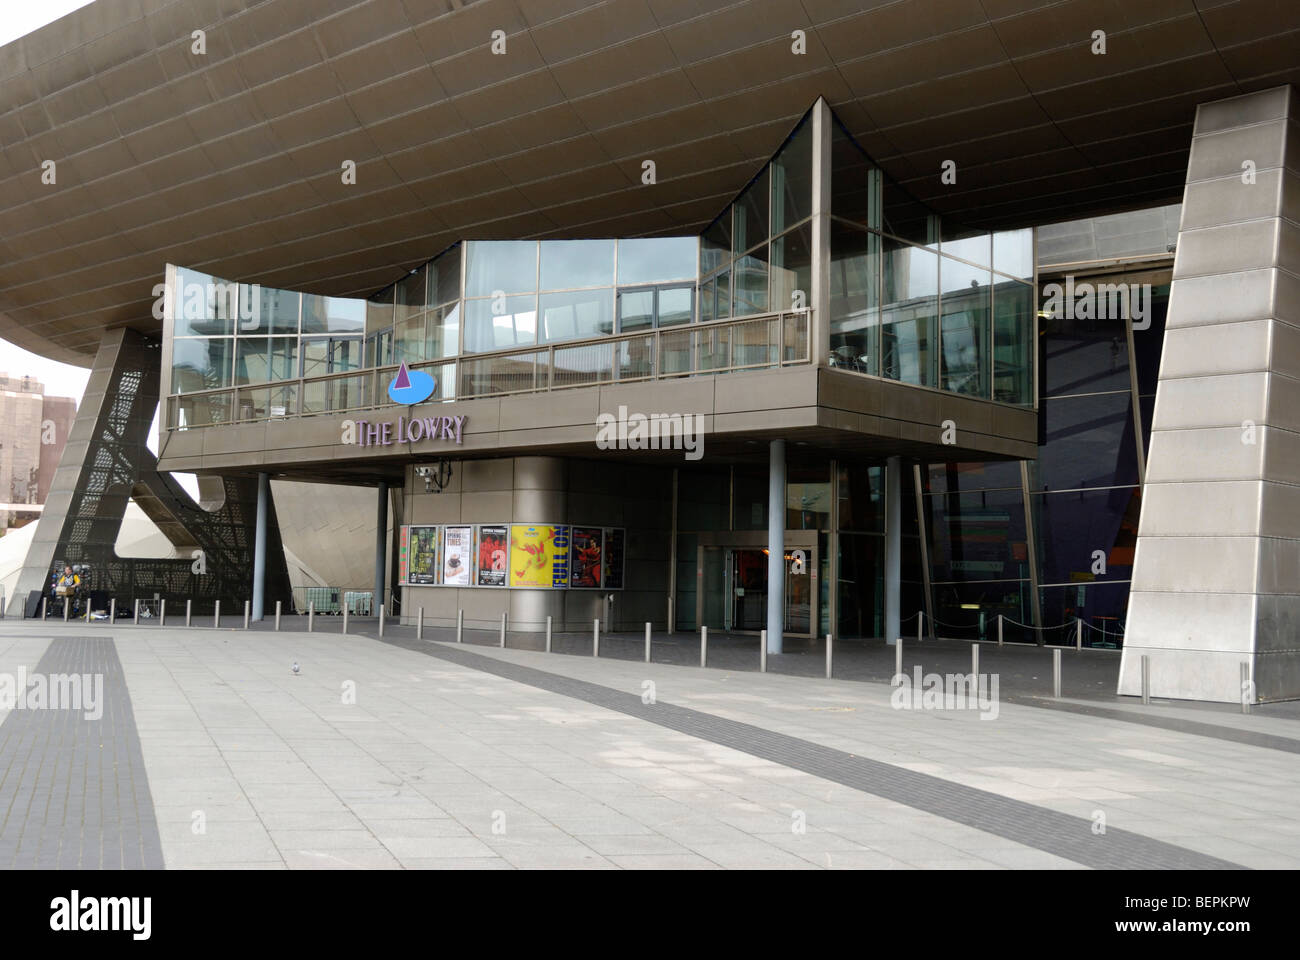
[697,538,817,637]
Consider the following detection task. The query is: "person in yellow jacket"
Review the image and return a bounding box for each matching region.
[52,564,80,617]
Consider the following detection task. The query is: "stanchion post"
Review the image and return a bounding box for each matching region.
[214,599,221,629]
[1241,662,1252,715]
[456,609,463,643]
[342,603,348,635]
[379,606,385,638]
[700,625,707,668]
[41,597,47,621]
[133,600,139,625]
[275,600,281,632]
[544,614,551,652]
[825,633,833,679]
[64,598,70,622]
[644,622,651,663]
[185,599,191,627]
[1141,654,1150,705]
[500,612,507,648]
[109,598,116,624]
[159,599,166,626]
[666,595,673,635]
[760,629,767,673]
[85,598,91,624]
[895,637,903,681]
[917,610,923,644]
[592,618,599,657]
[308,602,314,633]
[1075,618,1082,651]
[416,607,423,641]
[244,600,250,629]
[997,614,1003,646]
[1053,648,1062,698]
[972,642,979,678]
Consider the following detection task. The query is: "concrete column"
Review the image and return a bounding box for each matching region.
[767,439,785,653]
[885,456,901,646]
[251,471,268,621]
[375,480,387,616]
[1121,85,1300,703]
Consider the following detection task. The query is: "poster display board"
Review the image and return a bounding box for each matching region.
[441,525,472,586]
[406,525,439,584]
[570,526,603,588]
[398,525,410,583]
[508,525,569,588]
[477,525,508,586]
[603,527,625,589]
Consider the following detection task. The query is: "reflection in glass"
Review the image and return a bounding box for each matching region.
[427,302,460,359]
[173,267,236,336]
[993,228,1033,280]
[171,338,233,392]
[993,280,1034,405]
[617,237,697,285]
[829,220,879,375]
[540,288,614,342]
[770,223,811,315]
[771,117,813,234]
[433,244,462,306]
[732,247,769,316]
[465,240,538,297]
[881,238,939,387]
[540,239,614,290]
[464,295,537,352]
[939,256,989,397]
[241,286,300,335]
[733,168,769,255]
[618,289,654,332]
[302,295,365,334]
[701,214,730,276]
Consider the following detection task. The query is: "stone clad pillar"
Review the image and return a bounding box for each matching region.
[1121,85,1300,703]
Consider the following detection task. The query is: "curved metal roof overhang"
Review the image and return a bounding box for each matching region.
[1,0,1297,367]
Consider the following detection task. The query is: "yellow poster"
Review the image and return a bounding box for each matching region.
[509,524,567,588]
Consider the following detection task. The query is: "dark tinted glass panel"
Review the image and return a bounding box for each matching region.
[931,581,1036,642]
[926,487,1029,583]
[734,168,769,254]
[1039,285,1130,396]
[837,463,883,531]
[926,461,1022,495]
[882,181,936,245]
[1033,486,1139,587]
[994,280,1034,405]
[434,244,462,306]
[830,123,878,227]
[1038,581,1130,647]
[771,117,813,233]
[701,214,731,276]
[838,533,882,639]
[1133,282,1171,396]
[1037,392,1141,490]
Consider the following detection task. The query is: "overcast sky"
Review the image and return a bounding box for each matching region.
[0,0,97,48]
[0,340,90,401]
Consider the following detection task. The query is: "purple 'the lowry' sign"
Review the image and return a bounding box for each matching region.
[351,415,467,447]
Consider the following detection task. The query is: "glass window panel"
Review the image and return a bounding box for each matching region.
[942,229,991,267]
[732,246,769,316]
[837,463,883,531]
[1133,281,1171,396]
[770,223,811,315]
[301,294,365,334]
[771,117,813,234]
[838,533,882,639]
[733,168,769,255]
[882,181,937,245]
[1033,486,1139,588]
[539,288,614,342]
[993,228,1034,280]
[1039,290,1128,396]
[617,237,698,285]
[701,214,731,276]
[366,287,394,335]
[787,480,830,530]
[618,289,654,333]
[269,337,297,382]
[926,461,1023,496]
[396,267,429,326]
[699,276,716,324]
[171,338,233,392]
[658,286,693,326]
[172,267,236,336]
[881,239,939,387]
[393,314,426,364]
[235,338,270,385]
[366,330,392,368]
[1036,392,1141,490]
[1038,582,1129,648]
[433,244,462,306]
[463,295,537,352]
[465,240,538,297]
[300,337,362,378]
[174,391,232,428]
[427,301,460,359]
[940,256,990,397]
[926,487,1029,584]
[830,124,880,228]
[715,269,731,320]
[994,280,1034,405]
[932,581,1036,642]
[829,220,879,375]
[541,239,614,290]
[238,285,299,335]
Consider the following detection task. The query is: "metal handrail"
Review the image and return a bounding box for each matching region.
[169,309,812,429]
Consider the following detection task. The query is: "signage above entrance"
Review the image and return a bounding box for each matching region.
[387,362,435,405]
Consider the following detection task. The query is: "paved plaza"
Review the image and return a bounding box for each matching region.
[1,619,1298,869]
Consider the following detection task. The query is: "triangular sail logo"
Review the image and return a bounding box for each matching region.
[387,360,436,405]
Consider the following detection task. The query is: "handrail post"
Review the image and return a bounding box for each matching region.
[1053,648,1062,699]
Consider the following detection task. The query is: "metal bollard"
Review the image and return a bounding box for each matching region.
[825,633,833,679]
[1241,662,1252,715]
[644,622,651,663]
[214,599,221,628]
[133,599,139,625]
[997,614,1003,646]
[0,594,5,618]
[666,595,673,635]
[760,629,767,673]
[308,602,314,633]
[244,600,250,629]
[275,600,281,632]
[972,642,979,678]
[593,618,599,657]
[1053,648,1061,698]
[343,604,349,635]
[918,610,924,644]
[185,598,191,626]
[159,598,166,626]
[700,625,707,668]
[41,597,47,621]
[456,609,463,643]
[545,614,551,652]
[109,598,116,624]
[1141,654,1150,705]
[1075,618,1082,651]
[416,607,423,641]
[379,606,385,638]
[500,612,507,648]
[895,637,903,681]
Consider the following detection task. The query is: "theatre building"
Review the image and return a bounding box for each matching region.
[3,1,1299,704]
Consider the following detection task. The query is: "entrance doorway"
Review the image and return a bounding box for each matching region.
[697,533,816,637]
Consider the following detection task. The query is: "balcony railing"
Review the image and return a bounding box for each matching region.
[167,309,811,430]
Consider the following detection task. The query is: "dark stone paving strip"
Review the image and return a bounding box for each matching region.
[387,636,1243,870]
[0,636,163,869]
[1009,696,1300,754]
